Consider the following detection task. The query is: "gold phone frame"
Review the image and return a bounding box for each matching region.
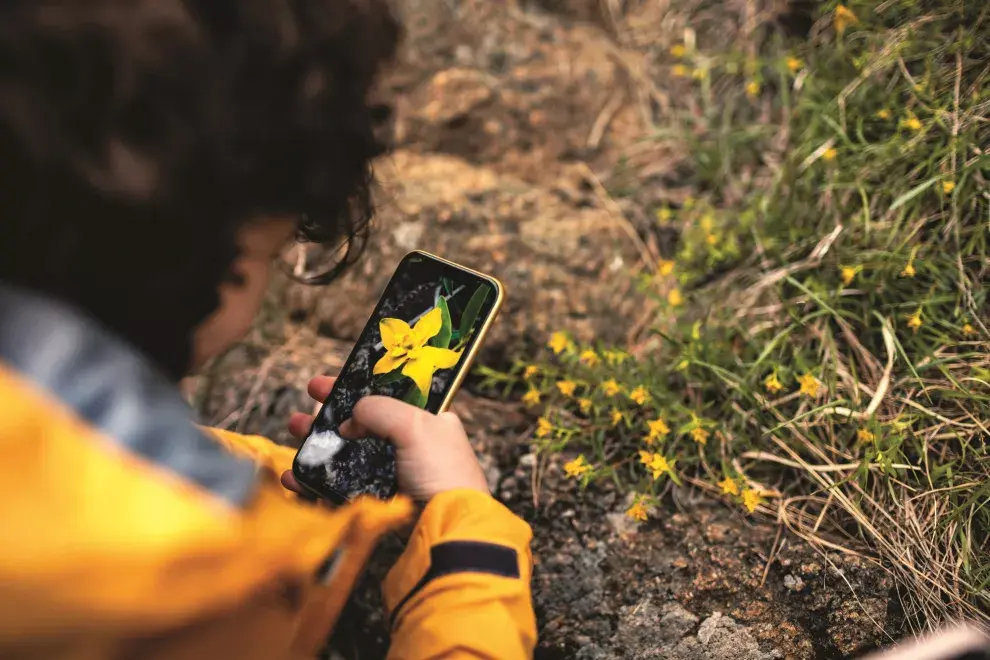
[291,250,504,501]
[410,250,505,413]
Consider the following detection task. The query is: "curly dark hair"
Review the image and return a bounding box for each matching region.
[0,0,399,379]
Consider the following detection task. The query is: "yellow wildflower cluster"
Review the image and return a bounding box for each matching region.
[626,497,649,522]
[646,417,670,445]
[876,109,891,120]
[822,147,837,162]
[742,489,763,513]
[657,260,675,277]
[798,372,821,398]
[764,372,783,394]
[523,365,539,380]
[668,289,684,307]
[840,265,860,285]
[691,427,709,445]
[718,477,740,496]
[602,379,622,397]
[548,331,575,355]
[564,455,591,479]
[639,450,672,480]
[629,386,650,406]
[580,350,600,366]
[522,388,541,406]
[745,80,760,98]
[941,180,955,195]
[670,44,686,58]
[961,323,975,337]
[578,398,593,414]
[535,417,553,439]
[906,309,922,333]
[833,5,859,35]
[556,380,577,397]
[857,428,875,443]
[603,349,630,366]
[672,64,688,78]
[610,409,624,426]
[786,56,802,73]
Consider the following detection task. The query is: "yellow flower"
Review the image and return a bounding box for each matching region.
[718,478,740,496]
[672,64,688,78]
[840,266,858,285]
[639,450,672,480]
[670,44,687,58]
[602,379,621,397]
[900,261,916,278]
[876,109,891,120]
[657,259,675,277]
[647,418,670,443]
[656,207,673,222]
[691,427,709,445]
[705,233,719,246]
[857,428,875,443]
[556,380,577,397]
[676,359,690,371]
[579,349,600,366]
[535,417,553,438]
[523,365,539,380]
[629,386,650,406]
[900,115,923,132]
[961,323,975,337]
[374,307,462,396]
[578,398,593,414]
[833,5,859,35]
[626,499,649,522]
[668,289,683,307]
[941,180,955,195]
[798,372,821,398]
[822,147,837,162]
[548,331,572,355]
[786,56,802,73]
[745,80,760,98]
[522,388,541,406]
[906,309,922,333]
[691,68,706,80]
[742,489,763,513]
[610,409,624,426]
[763,372,783,394]
[564,455,592,479]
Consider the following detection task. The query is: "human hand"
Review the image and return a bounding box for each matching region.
[281,375,489,502]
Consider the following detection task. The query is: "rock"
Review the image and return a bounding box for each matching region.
[519,453,537,468]
[477,452,501,494]
[690,612,781,660]
[783,574,805,592]
[659,602,701,643]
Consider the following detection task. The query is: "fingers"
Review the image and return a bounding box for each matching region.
[345,396,434,448]
[307,376,336,403]
[289,412,315,439]
[280,470,303,493]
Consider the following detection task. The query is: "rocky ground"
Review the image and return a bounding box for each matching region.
[192,1,906,657]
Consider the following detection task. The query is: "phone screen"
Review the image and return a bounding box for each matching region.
[293,252,501,502]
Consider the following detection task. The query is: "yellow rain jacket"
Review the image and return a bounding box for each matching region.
[0,284,536,659]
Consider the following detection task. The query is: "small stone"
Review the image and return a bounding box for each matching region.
[783,574,806,592]
[606,512,640,537]
[575,644,608,660]
[519,453,537,468]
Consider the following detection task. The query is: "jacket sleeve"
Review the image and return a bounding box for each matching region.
[383,489,537,660]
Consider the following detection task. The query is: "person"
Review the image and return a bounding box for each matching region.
[0,1,536,658]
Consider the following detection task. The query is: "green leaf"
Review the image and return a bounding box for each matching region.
[403,383,428,409]
[889,176,938,212]
[433,296,453,349]
[458,284,491,343]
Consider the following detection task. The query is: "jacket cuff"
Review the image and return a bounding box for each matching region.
[382,489,533,617]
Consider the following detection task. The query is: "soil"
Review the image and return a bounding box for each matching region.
[193,1,907,657]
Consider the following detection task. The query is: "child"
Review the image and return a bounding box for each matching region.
[0,1,536,658]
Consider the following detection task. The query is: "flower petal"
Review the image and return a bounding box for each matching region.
[373,351,408,375]
[402,346,463,395]
[380,318,412,352]
[411,307,443,346]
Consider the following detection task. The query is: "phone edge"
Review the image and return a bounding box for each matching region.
[290,249,504,498]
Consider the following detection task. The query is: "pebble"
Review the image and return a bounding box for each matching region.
[783,574,806,592]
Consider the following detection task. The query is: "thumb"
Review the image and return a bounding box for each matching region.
[349,395,432,449]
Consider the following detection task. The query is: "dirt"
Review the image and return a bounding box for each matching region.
[194,1,907,657]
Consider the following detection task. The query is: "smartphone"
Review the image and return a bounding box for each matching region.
[292,251,504,503]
